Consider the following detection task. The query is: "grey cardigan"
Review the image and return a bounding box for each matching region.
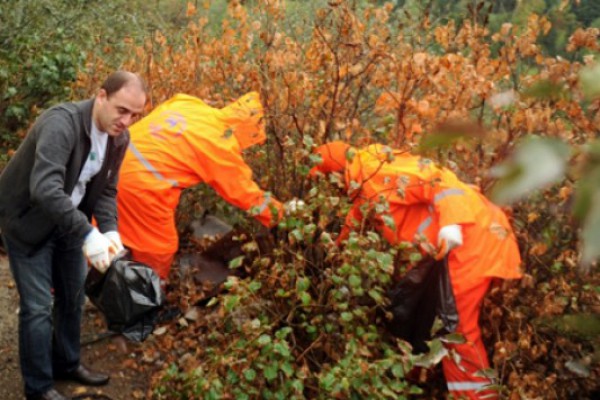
[0,98,130,255]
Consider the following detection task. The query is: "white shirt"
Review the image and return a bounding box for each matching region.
[70,121,108,207]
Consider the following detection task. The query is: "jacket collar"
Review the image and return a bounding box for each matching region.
[73,98,94,138]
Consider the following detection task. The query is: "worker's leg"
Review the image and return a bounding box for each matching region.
[442,277,497,400]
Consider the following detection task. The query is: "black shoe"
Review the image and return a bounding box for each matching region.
[26,388,70,400]
[55,364,110,386]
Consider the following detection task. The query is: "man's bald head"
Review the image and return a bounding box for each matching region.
[101,71,148,98]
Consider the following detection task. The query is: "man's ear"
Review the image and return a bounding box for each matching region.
[96,88,108,103]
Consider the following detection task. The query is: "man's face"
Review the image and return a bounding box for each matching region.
[94,84,146,136]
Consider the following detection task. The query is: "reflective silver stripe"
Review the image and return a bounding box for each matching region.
[416,205,435,234]
[129,142,179,187]
[257,193,272,213]
[447,381,490,391]
[434,188,464,203]
[416,216,432,234]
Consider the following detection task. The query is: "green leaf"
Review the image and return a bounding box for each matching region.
[264,364,278,381]
[305,325,317,334]
[304,223,317,235]
[206,297,219,307]
[300,291,312,306]
[382,214,396,230]
[367,231,380,242]
[290,228,304,242]
[244,368,257,382]
[274,342,291,357]
[275,327,293,340]
[320,373,336,391]
[257,334,272,346]
[309,153,323,167]
[229,256,245,269]
[490,136,570,204]
[303,135,315,148]
[224,295,240,312]
[375,202,386,214]
[395,339,413,355]
[348,274,362,288]
[409,252,423,263]
[391,364,404,378]
[341,312,353,322]
[249,281,262,293]
[368,289,383,303]
[296,277,310,292]
[440,332,467,344]
[291,380,304,392]
[414,339,448,368]
[250,319,261,329]
[280,362,294,377]
[409,386,424,395]
[472,368,498,380]
[477,384,504,395]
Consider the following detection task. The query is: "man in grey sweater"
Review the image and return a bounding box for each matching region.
[0,71,147,400]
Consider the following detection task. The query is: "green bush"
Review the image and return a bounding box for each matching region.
[154,188,437,399]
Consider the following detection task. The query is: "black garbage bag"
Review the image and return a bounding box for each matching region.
[85,255,165,342]
[385,256,458,354]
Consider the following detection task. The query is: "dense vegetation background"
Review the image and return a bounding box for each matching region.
[1,0,599,398]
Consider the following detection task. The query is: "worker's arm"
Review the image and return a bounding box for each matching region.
[195,141,283,227]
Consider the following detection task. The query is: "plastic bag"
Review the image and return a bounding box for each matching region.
[85,254,165,342]
[386,257,458,353]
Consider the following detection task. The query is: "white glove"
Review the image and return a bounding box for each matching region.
[437,224,463,257]
[82,228,112,273]
[284,198,306,215]
[104,230,124,254]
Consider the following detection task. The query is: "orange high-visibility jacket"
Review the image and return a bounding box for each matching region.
[339,144,522,293]
[117,92,282,258]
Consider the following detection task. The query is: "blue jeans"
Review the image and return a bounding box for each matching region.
[4,231,87,396]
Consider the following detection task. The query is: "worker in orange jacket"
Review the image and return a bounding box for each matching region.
[310,141,522,400]
[117,92,283,280]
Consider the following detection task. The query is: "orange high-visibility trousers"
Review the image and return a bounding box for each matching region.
[442,277,497,400]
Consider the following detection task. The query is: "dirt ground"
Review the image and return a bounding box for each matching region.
[0,255,154,400]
